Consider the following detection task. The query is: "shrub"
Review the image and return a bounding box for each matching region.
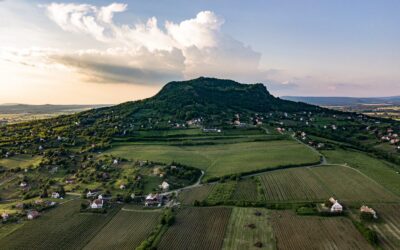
[352,221,379,245]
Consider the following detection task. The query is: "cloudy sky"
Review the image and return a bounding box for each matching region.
[1,0,400,104]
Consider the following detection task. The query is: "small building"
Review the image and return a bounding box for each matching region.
[20,182,28,187]
[331,201,343,212]
[113,159,119,165]
[27,210,40,220]
[145,194,162,207]
[1,212,9,221]
[51,192,60,199]
[360,205,378,219]
[90,199,103,209]
[119,184,126,190]
[160,181,170,191]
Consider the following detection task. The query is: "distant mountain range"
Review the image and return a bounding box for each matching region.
[282,96,400,106]
[0,104,110,114]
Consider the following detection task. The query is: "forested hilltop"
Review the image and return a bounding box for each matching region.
[0,77,324,155]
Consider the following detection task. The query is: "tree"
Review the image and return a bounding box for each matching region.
[58,185,66,197]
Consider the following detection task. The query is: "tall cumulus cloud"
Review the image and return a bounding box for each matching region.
[39,2,262,84]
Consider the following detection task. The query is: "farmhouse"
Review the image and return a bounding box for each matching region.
[90,199,103,209]
[51,192,60,199]
[160,181,170,191]
[360,205,378,219]
[19,182,27,187]
[27,210,40,220]
[145,193,162,207]
[329,198,343,212]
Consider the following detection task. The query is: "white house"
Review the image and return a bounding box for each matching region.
[20,182,27,187]
[145,193,162,206]
[90,199,103,209]
[331,201,343,212]
[51,192,60,199]
[120,184,126,190]
[160,181,170,191]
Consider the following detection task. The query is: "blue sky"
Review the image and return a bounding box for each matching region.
[1,0,399,104]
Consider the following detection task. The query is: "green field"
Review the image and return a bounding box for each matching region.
[222,207,275,250]
[259,165,399,203]
[106,139,320,180]
[83,206,162,250]
[322,149,400,196]
[0,155,42,169]
[0,200,119,250]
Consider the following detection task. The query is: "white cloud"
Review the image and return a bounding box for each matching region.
[166,11,223,49]
[38,2,263,84]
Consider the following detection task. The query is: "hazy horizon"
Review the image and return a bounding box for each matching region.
[1,0,400,104]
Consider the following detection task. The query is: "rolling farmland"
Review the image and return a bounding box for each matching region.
[106,139,320,180]
[0,200,119,250]
[369,205,400,249]
[158,207,232,250]
[83,207,162,250]
[259,165,399,203]
[270,210,373,250]
[222,207,275,250]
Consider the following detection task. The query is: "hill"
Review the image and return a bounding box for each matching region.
[97,77,323,126]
